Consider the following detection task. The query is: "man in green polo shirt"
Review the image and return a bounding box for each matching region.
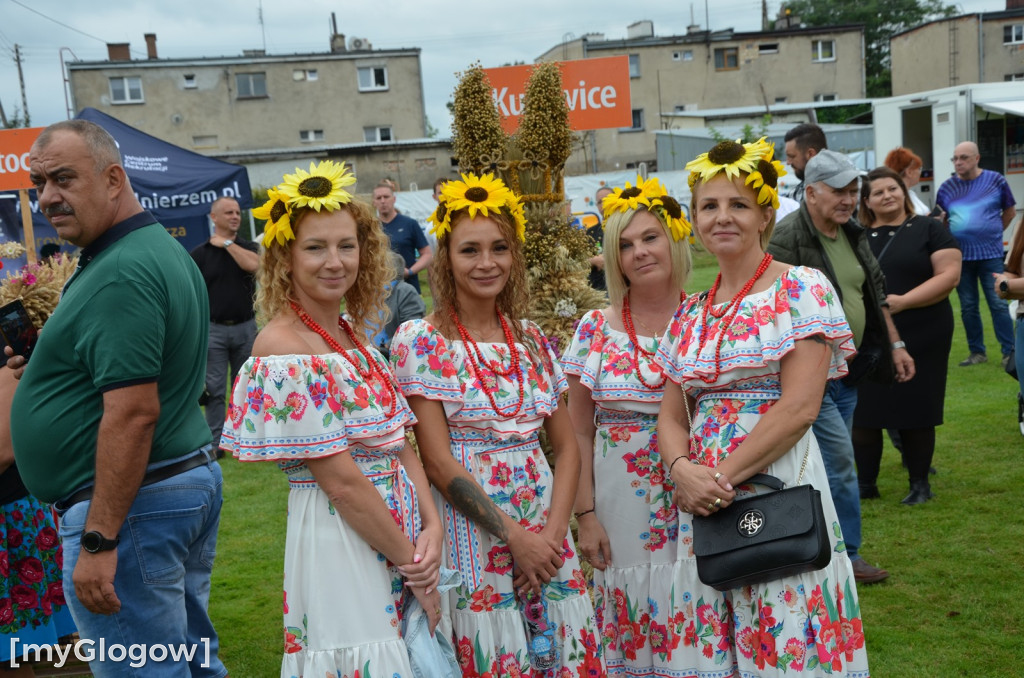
[768,150,915,586]
[11,120,226,677]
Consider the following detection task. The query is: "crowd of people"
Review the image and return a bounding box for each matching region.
[0,115,1018,677]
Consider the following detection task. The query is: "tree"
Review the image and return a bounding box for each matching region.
[782,0,957,97]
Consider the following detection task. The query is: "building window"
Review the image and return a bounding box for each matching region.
[714,48,739,71]
[672,50,693,62]
[306,69,318,81]
[364,126,393,142]
[236,72,267,98]
[1005,24,1024,44]
[774,96,788,103]
[1006,73,1024,81]
[620,108,644,131]
[812,40,836,62]
[109,76,143,103]
[357,66,388,91]
[300,129,324,142]
[192,135,218,148]
[759,43,779,55]
[814,93,837,102]
[183,74,196,89]
[628,54,641,78]
[293,69,319,81]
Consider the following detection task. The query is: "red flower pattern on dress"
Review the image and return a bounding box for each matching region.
[489,461,513,488]
[484,544,513,575]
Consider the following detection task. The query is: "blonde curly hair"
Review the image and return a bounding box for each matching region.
[255,199,391,338]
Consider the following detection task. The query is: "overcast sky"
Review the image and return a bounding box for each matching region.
[0,0,1008,136]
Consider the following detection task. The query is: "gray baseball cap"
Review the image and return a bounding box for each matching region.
[804,149,861,188]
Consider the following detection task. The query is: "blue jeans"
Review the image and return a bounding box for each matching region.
[957,257,1014,356]
[205,319,257,443]
[812,379,862,561]
[57,451,227,677]
[1016,316,1024,397]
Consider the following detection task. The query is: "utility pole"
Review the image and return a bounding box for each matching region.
[15,44,30,126]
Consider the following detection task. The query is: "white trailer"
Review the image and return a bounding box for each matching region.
[873,82,1024,244]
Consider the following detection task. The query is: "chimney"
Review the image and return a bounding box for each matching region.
[330,12,346,52]
[145,33,158,59]
[627,20,654,40]
[107,43,131,61]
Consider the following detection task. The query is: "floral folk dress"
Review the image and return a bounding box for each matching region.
[564,308,737,678]
[0,489,76,663]
[390,319,604,678]
[220,352,420,678]
[655,266,870,677]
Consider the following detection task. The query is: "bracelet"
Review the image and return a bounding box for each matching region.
[575,507,595,518]
[667,455,686,476]
[892,341,906,350]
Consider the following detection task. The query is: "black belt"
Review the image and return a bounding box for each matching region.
[54,445,220,512]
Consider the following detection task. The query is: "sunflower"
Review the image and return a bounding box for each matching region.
[745,157,788,209]
[652,194,692,241]
[277,160,355,212]
[602,179,652,218]
[685,137,772,186]
[441,173,511,217]
[253,188,295,247]
[430,173,526,241]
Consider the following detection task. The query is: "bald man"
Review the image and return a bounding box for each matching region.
[937,141,1017,367]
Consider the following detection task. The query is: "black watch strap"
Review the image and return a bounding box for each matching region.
[81,530,119,553]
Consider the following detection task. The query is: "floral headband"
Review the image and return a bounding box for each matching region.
[253,160,357,247]
[601,176,692,242]
[685,137,787,210]
[427,173,527,242]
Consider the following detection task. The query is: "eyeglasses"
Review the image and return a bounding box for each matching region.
[951,154,975,162]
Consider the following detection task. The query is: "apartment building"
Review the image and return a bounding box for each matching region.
[538,20,866,172]
[67,33,428,155]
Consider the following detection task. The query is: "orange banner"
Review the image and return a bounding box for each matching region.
[484,56,632,133]
[0,127,44,191]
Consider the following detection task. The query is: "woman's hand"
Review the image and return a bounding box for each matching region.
[576,513,612,570]
[399,522,442,593]
[671,461,735,517]
[885,293,907,314]
[410,584,442,636]
[509,526,563,594]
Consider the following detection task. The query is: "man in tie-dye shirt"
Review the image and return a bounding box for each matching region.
[937,141,1017,367]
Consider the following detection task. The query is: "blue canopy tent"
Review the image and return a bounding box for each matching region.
[0,108,253,269]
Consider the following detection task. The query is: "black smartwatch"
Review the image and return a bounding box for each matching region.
[1000,280,1010,295]
[81,531,119,553]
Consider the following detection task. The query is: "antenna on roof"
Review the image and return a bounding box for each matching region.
[258,0,266,52]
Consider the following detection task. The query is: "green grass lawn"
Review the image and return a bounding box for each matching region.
[208,253,1024,677]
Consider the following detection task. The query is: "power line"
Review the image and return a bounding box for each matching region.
[8,0,109,45]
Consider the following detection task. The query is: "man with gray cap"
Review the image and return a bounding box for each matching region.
[768,149,915,585]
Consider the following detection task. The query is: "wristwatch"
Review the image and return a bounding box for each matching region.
[1000,280,1010,294]
[222,239,234,248]
[81,530,119,553]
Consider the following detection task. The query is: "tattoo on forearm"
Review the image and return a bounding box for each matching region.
[447,477,509,542]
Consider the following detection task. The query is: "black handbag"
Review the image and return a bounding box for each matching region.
[692,472,831,590]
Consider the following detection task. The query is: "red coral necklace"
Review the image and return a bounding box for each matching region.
[289,301,397,416]
[696,253,773,384]
[622,291,686,390]
[451,308,525,419]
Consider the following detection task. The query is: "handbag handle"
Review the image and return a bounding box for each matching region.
[743,473,785,491]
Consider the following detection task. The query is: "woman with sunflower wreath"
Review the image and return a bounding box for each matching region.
[389,173,604,678]
[654,139,870,676]
[561,177,698,677]
[220,161,444,678]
